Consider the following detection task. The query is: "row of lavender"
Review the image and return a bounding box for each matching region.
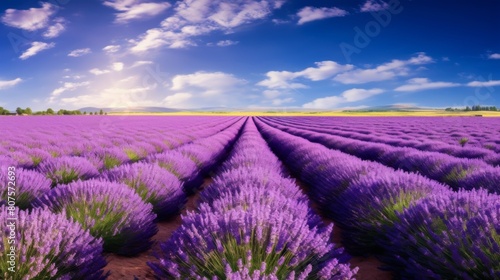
[267,117,500,164]
[149,119,358,279]
[279,116,500,152]
[0,117,245,279]
[0,117,242,209]
[260,118,500,194]
[0,116,240,170]
[255,118,500,279]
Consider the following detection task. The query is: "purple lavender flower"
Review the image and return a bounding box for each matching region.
[384,189,500,279]
[149,204,354,279]
[102,162,186,220]
[32,179,158,256]
[84,146,130,171]
[334,170,451,254]
[0,167,51,209]
[0,206,108,279]
[37,156,99,187]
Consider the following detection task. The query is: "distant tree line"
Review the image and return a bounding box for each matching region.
[0,107,107,115]
[445,105,498,112]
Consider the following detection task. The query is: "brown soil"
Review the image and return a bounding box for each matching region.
[103,179,211,279]
[295,179,393,280]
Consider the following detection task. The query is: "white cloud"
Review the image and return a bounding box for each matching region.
[43,18,66,38]
[108,1,172,23]
[488,53,500,60]
[342,88,384,102]
[360,0,389,12]
[19,41,55,60]
[68,48,92,57]
[89,68,111,75]
[163,71,250,108]
[0,78,23,90]
[1,3,56,31]
[171,71,246,96]
[163,92,193,107]
[89,62,124,75]
[394,78,460,92]
[51,81,90,97]
[130,0,284,52]
[60,85,157,108]
[131,60,153,68]
[333,52,433,84]
[258,61,354,89]
[103,45,121,53]
[467,80,500,87]
[112,62,124,71]
[271,97,294,106]
[303,88,384,109]
[210,40,239,47]
[297,6,348,25]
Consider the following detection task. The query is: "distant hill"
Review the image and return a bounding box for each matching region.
[78,107,182,113]
[343,104,440,112]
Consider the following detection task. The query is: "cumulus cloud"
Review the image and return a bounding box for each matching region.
[394,78,460,92]
[130,60,153,68]
[360,0,389,12]
[258,61,354,89]
[89,62,125,75]
[163,71,249,108]
[103,0,171,23]
[0,78,23,90]
[1,2,56,31]
[208,40,239,47]
[333,52,433,84]
[171,71,246,95]
[130,0,284,52]
[19,41,55,60]
[89,68,111,75]
[103,45,121,53]
[68,48,92,57]
[55,71,159,107]
[51,81,90,97]
[112,62,124,71]
[303,88,384,109]
[297,6,348,25]
[488,53,500,59]
[467,80,500,87]
[43,18,66,38]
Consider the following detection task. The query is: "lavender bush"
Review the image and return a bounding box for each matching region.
[0,168,51,209]
[334,171,451,254]
[0,206,108,279]
[148,204,355,279]
[383,189,500,279]
[37,156,99,187]
[32,179,158,256]
[102,163,186,220]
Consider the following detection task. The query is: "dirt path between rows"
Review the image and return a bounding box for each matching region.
[103,179,210,279]
[295,180,393,280]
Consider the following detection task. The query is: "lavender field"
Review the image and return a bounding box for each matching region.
[1,116,499,280]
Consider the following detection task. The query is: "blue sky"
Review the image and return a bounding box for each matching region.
[0,0,499,111]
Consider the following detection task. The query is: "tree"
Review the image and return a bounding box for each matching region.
[25,107,32,115]
[99,109,104,115]
[89,112,93,115]
[46,108,54,115]
[16,107,23,115]
[0,107,9,115]
[83,111,87,115]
